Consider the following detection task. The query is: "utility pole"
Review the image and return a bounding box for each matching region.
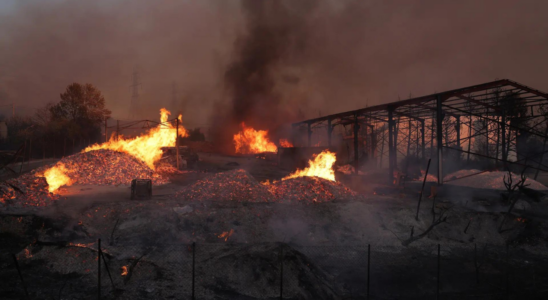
[129,69,141,120]
[171,82,178,112]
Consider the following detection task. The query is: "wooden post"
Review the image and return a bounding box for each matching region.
[502,110,507,170]
[416,158,431,220]
[63,138,66,157]
[367,244,371,300]
[192,242,196,300]
[105,118,108,142]
[437,244,441,300]
[176,118,180,169]
[98,239,101,300]
[279,245,284,300]
[379,128,385,169]
[116,120,120,141]
[12,254,29,299]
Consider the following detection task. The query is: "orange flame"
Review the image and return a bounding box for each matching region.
[233,123,277,154]
[218,229,234,241]
[279,139,294,148]
[283,150,336,181]
[44,162,73,193]
[85,108,187,169]
[121,266,128,276]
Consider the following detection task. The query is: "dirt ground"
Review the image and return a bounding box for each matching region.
[1,153,548,299]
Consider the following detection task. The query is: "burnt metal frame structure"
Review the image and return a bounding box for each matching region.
[292,79,548,185]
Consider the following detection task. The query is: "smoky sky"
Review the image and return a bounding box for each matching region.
[1,0,548,129]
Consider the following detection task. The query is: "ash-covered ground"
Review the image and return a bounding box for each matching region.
[2,152,548,299]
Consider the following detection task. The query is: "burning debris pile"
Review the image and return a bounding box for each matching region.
[175,150,358,204]
[176,169,274,202]
[0,149,169,209]
[0,172,60,208]
[45,149,168,191]
[266,176,358,203]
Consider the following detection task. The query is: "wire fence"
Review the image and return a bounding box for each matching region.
[2,241,548,299]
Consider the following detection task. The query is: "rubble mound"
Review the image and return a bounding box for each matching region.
[176,169,274,202]
[267,176,359,203]
[1,149,168,209]
[0,173,60,208]
[197,243,343,299]
[54,149,168,186]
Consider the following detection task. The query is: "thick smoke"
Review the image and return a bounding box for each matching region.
[211,0,317,149]
[1,0,548,135]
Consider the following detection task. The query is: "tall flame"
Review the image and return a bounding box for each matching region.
[233,123,277,154]
[44,162,73,193]
[85,108,187,169]
[279,139,294,148]
[43,109,186,193]
[283,150,336,181]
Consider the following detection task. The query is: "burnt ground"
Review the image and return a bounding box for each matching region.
[2,153,548,299]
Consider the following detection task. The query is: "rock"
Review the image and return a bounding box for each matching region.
[514,199,531,211]
[173,205,193,215]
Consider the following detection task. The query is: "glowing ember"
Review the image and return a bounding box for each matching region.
[121,266,128,276]
[44,162,73,193]
[279,139,294,148]
[233,123,277,154]
[85,108,187,169]
[283,150,337,182]
[218,229,234,241]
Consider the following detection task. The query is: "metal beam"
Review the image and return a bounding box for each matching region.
[436,95,444,186]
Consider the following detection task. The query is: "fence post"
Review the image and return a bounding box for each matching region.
[367,244,370,300]
[192,242,196,300]
[11,254,29,299]
[506,244,509,300]
[437,244,440,300]
[280,245,284,300]
[98,239,101,300]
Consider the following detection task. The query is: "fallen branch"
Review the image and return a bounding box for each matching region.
[402,196,448,246]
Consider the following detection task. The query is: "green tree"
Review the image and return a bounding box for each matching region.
[49,83,111,139]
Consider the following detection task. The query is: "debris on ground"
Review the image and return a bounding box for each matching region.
[266,176,360,203]
[175,169,275,202]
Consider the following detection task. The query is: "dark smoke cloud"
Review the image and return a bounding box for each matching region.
[1,0,547,137]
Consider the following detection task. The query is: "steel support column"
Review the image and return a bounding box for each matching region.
[388,108,395,183]
[436,95,444,186]
[421,121,426,160]
[501,109,507,168]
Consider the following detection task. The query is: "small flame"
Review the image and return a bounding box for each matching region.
[233,123,277,154]
[279,139,294,148]
[121,266,128,276]
[218,229,234,241]
[283,150,337,181]
[44,162,73,193]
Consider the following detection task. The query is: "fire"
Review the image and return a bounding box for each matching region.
[85,108,187,169]
[233,123,277,154]
[218,229,234,241]
[121,266,128,276]
[44,162,73,193]
[279,139,294,148]
[283,150,337,181]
